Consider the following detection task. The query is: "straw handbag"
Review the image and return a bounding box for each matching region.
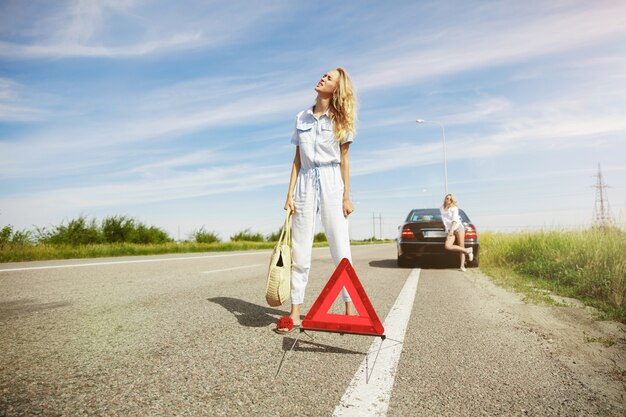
[265,212,292,307]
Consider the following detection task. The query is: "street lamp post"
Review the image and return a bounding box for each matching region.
[416,119,448,195]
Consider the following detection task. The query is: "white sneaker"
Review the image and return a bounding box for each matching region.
[460,266,467,272]
[467,247,474,262]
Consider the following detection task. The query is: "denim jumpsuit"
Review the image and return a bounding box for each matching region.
[290,108,353,305]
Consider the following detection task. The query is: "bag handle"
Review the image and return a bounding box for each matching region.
[278,211,293,246]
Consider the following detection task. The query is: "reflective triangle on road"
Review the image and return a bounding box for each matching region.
[302,258,384,336]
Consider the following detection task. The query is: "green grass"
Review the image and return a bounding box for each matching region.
[0,241,277,263]
[480,227,626,323]
[0,239,395,263]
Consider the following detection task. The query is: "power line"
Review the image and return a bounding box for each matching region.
[371,212,383,239]
[592,163,614,227]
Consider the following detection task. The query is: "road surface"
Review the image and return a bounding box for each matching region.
[1,244,623,416]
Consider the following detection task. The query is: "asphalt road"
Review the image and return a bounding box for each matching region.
[0,244,621,416]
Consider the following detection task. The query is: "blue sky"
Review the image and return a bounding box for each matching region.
[1,0,625,241]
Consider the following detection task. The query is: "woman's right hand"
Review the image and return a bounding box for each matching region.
[284,196,295,213]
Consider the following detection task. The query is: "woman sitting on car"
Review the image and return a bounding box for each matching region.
[440,193,473,271]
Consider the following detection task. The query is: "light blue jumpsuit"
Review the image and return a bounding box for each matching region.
[290,108,353,305]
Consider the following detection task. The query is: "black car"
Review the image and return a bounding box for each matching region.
[397,208,479,268]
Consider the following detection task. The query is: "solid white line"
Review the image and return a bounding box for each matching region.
[200,264,265,274]
[0,251,270,273]
[333,269,421,417]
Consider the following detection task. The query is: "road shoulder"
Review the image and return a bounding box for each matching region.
[474,269,626,411]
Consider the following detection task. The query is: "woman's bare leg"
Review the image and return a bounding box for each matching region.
[456,230,466,268]
[345,301,356,316]
[445,232,471,269]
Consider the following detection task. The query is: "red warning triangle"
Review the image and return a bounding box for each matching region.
[301,258,384,336]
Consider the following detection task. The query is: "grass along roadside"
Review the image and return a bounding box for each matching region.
[480,228,626,323]
[0,241,274,263]
[0,239,395,264]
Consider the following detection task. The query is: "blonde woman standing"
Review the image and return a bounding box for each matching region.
[440,193,474,271]
[277,68,357,333]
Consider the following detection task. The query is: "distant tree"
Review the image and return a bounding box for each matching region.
[131,223,171,244]
[33,215,171,246]
[230,228,265,242]
[314,232,327,242]
[40,216,102,246]
[101,215,135,243]
[266,227,283,242]
[193,227,221,243]
[0,225,33,246]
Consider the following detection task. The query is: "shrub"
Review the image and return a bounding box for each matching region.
[193,227,221,244]
[0,225,33,246]
[101,215,136,243]
[230,228,265,242]
[30,216,171,246]
[131,224,171,244]
[314,232,327,242]
[38,216,103,246]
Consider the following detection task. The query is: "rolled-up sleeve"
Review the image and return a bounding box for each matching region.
[341,130,355,145]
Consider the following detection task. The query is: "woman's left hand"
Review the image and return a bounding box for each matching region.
[343,198,354,218]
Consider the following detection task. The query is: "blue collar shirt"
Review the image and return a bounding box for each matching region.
[291,108,355,170]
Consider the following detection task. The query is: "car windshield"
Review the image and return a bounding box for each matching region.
[407,208,470,223]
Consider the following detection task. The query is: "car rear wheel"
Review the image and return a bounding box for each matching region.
[468,254,479,268]
[397,255,411,268]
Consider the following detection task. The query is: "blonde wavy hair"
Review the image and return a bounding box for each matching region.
[443,193,458,208]
[329,67,357,143]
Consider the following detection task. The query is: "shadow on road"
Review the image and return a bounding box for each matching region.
[368,259,399,269]
[281,335,365,354]
[370,257,465,270]
[207,297,287,328]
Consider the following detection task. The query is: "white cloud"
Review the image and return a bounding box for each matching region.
[0,75,308,179]
[0,162,286,215]
[354,2,626,92]
[0,78,49,121]
[351,107,626,178]
[0,0,283,58]
[0,33,205,58]
[131,150,218,177]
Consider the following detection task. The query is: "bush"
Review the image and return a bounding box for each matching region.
[30,216,171,246]
[38,216,103,246]
[0,225,33,246]
[230,228,265,242]
[101,215,136,243]
[266,227,283,242]
[266,230,325,242]
[193,227,221,244]
[131,224,171,244]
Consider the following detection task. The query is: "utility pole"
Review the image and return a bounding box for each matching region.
[592,164,613,227]
[372,212,376,240]
[372,212,383,240]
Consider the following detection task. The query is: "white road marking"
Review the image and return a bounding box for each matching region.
[333,268,421,417]
[0,251,270,273]
[200,264,265,274]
